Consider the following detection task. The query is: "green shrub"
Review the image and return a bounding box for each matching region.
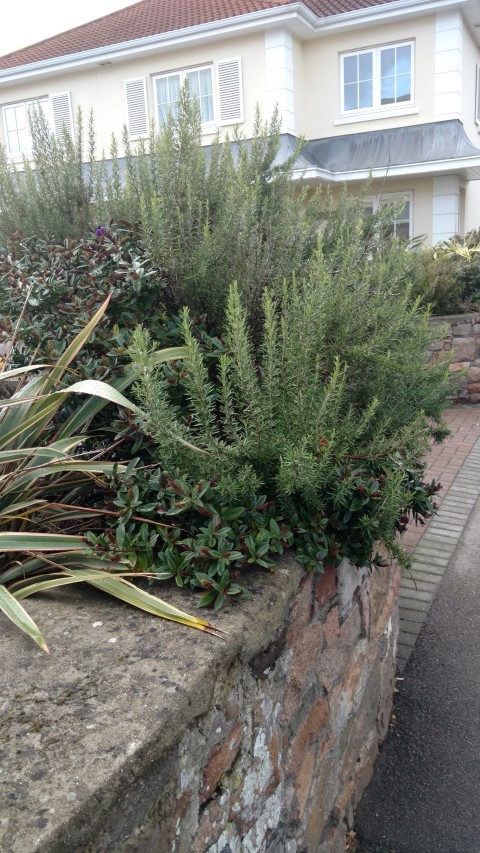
[0,89,322,333]
[0,223,175,381]
[411,230,480,315]
[118,202,452,590]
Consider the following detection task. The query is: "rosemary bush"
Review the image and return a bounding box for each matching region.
[127,203,452,576]
[0,88,321,330]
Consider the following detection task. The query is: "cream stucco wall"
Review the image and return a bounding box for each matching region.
[330,176,434,242]
[299,15,435,141]
[462,18,480,141]
[0,32,268,153]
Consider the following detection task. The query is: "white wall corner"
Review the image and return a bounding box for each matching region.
[432,174,461,241]
[434,11,463,118]
[265,29,295,135]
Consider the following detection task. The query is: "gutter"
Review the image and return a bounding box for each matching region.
[0,0,468,85]
[294,155,480,183]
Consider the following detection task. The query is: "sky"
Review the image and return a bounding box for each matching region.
[0,0,136,57]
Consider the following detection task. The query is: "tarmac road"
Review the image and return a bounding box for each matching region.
[354,492,480,853]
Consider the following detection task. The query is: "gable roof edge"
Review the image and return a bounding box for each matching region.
[0,0,468,85]
[0,4,318,85]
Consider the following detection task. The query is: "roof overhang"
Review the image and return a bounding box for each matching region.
[295,158,480,182]
[0,0,471,86]
[286,120,480,182]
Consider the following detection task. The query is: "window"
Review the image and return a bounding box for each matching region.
[364,193,412,241]
[154,65,214,125]
[342,42,413,114]
[2,93,73,158]
[3,98,49,156]
[125,61,243,139]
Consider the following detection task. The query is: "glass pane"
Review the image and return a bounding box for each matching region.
[358,52,372,81]
[199,67,212,98]
[4,106,18,132]
[344,55,358,85]
[397,73,411,102]
[397,44,411,75]
[201,94,214,122]
[156,76,169,103]
[186,69,200,98]
[381,48,395,78]
[344,82,358,111]
[17,127,29,152]
[168,74,181,103]
[359,80,373,109]
[7,129,19,154]
[381,76,395,105]
[395,221,410,240]
[156,74,180,123]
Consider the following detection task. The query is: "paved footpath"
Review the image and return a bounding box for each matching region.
[354,405,480,853]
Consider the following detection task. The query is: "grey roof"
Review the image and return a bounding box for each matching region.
[287,120,480,180]
[83,119,480,188]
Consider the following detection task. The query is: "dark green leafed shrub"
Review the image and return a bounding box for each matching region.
[0,223,175,380]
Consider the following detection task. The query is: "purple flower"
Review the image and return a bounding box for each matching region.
[96,226,107,237]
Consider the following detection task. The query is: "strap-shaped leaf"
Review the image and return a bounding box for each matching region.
[0,584,49,653]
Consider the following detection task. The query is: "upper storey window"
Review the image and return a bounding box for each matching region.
[155,66,215,125]
[341,42,413,114]
[125,59,243,139]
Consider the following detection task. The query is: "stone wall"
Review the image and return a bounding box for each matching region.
[429,313,480,402]
[1,554,399,853]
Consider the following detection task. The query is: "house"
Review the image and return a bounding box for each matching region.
[1,0,480,243]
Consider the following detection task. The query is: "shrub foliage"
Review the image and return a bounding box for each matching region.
[0,94,453,615]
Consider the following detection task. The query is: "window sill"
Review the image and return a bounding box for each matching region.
[334,106,418,126]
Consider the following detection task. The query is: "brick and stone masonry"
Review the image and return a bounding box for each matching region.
[1,554,399,853]
[428,313,480,402]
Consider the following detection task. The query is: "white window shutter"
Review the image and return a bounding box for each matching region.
[216,58,243,125]
[476,65,480,125]
[125,77,149,137]
[50,92,74,138]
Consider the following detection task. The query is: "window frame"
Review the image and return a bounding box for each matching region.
[364,192,413,241]
[153,64,216,129]
[2,96,50,159]
[340,41,414,117]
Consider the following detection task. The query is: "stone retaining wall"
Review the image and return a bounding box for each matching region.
[429,313,480,402]
[1,554,399,853]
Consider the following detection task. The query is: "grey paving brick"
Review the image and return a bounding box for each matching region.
[425,528,461,539]
[400,607,427,623]
[417,536,456,552]
[398,631,418,649]
[408,569,445,584]
[411,561,446,576]
[428,519,464,529]
[398,588,435,603]
[400,577,439,592]
[400,619,423,636]
[434,512,470,523]
[412,551,450,566]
